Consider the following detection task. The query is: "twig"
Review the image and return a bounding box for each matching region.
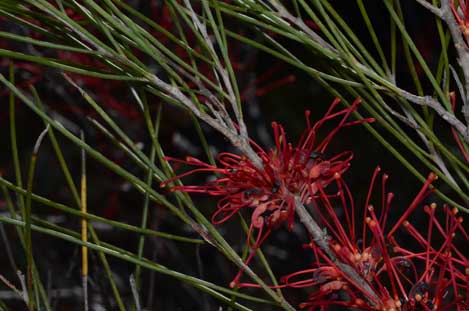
[181,0,249,140]
[396,89,468,141]
[16,271,29,306]
[382,101,420,129]
[414,0,443,17]
[0,274,24,302]
[82,276,88,311]
[440,0,469,129]
[268,0,335,53]
[33,125,50,154]
[292,197,380,306]
[129,274,141,311]
[146,73,262,167]
[450,64,467,108]
[400,106,458,185]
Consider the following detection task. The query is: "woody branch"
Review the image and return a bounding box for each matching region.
[416,0,469,135]
[238,0,469,142]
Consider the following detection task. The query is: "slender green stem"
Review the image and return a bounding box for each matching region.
[24,151,37,311]
[22,123,49,311]
[134,106,159,290]
[8,64,25,211]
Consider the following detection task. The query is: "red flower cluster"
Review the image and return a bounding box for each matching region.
[281,168,469,311]
[161,98,373,286]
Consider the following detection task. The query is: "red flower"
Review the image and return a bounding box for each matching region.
[279,168,404,310]
[161,98,373,286]
[280,169,469,311]
[392,202,469,311]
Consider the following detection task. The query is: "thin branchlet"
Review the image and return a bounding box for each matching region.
[417,0,469,138]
